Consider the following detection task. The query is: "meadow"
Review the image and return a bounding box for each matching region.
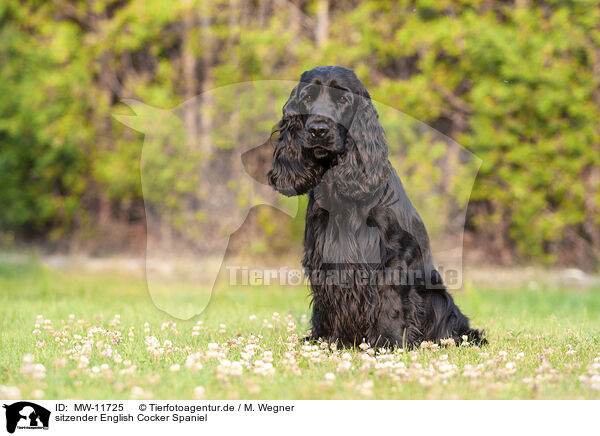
[1,260,599,400]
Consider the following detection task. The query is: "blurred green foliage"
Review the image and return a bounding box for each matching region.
[0,0,598,267]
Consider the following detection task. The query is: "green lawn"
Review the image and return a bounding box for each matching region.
[1,260,599,399]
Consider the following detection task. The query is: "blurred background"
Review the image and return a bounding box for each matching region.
[1,0,599,275]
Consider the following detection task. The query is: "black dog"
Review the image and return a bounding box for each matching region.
[268,66,485,348]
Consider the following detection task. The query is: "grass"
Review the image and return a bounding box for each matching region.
[1,260,599,399]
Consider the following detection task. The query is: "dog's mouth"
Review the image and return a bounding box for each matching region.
[304,135,345,161]
[312,148,331,159]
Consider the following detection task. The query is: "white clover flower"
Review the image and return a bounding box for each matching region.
[193,386,205,399]
[357,381,374,397]
[130,386,151,400]
[185,354,203,372]
[440,338,456,347]
[337,361,352,373]
[21,363,46,379]
[119,364,137,375]
[230,362,243,377]
[261,363,275,375]
[263,351,274,362]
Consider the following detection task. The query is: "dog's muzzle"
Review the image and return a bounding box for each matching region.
[303,117,344,159]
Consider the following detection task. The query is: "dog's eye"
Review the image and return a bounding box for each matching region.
[338,96,348,103]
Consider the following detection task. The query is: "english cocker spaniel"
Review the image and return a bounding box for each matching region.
[268,66,485,348]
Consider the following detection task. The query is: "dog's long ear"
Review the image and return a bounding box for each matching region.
[276,85,303,140]
[282,85,299,117]
[334,90,390,199]
[268,83,314,196]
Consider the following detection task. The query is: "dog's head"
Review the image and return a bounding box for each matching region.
[267,66,389,198]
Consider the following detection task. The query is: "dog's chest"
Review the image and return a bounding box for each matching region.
[308,194,382,265]
[303,200,385,340]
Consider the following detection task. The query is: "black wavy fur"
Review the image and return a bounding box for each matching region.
[267,66,486,348]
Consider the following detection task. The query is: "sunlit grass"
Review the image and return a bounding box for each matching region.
[1,261,599,399]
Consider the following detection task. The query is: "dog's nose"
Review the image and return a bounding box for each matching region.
[308,122,329,138]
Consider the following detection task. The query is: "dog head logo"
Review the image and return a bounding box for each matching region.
[3,402,50,433]
[113,81,299,319]
[114,81,479,318]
